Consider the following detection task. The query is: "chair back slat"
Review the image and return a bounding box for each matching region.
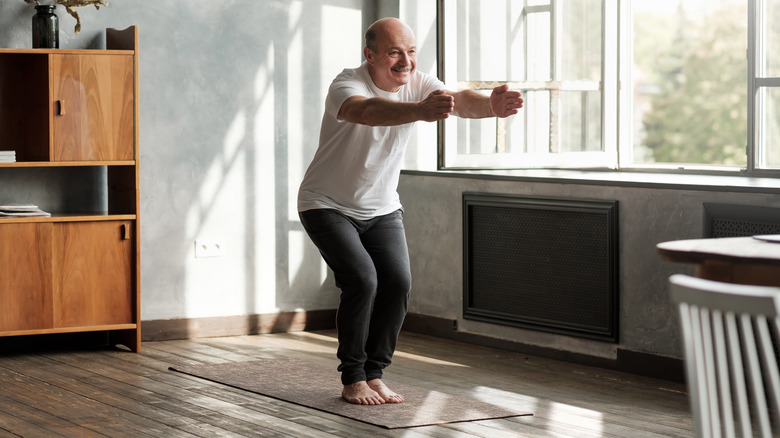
[763,319,780,427]
[711,309,736,437]
[738,313,772,437]
[725,312,753,438]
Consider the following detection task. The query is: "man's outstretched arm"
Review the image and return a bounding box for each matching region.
[448,84,524,119]
[338,90,455,126]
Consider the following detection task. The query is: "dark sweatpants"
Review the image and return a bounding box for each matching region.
[299,208,411,385]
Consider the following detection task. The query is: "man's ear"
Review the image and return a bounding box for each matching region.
[363,47,373,64]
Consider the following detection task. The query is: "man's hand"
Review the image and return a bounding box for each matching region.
[417,90,455,122]
[489,84,524,118]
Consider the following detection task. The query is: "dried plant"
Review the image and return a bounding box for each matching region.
[24,0,108,35]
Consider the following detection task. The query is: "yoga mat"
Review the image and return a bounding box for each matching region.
[169,357,531,429]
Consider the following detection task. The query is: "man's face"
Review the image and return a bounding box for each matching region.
[366,22,417,92]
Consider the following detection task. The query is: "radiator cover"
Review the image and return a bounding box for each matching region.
[463,193,619,342]
[703,203,780,237]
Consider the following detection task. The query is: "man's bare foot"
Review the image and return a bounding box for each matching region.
[367,378,405,403]
[342,381,385,405]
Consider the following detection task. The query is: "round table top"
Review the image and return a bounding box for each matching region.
[657,236,780,265]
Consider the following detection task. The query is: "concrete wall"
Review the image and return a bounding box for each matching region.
[398,172,780,359]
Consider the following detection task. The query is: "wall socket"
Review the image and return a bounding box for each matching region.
[194,239,225,258]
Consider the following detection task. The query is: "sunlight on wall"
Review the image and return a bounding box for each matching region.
[179,1,361,319]
[252,42,278,313]
[400,0,439,170]
[183,40,277,317]
[287,3,363,292]
[184,108,251,317]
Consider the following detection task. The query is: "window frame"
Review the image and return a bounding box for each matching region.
[433,0,780,178]
[436,0,618,171]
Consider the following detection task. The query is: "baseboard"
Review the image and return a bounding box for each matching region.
[401,313,685,383]
[141,309,337,342]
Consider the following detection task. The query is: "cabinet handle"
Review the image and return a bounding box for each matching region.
[122,224,131,240]
[57,100,66,116]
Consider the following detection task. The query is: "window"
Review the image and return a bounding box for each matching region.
[438,0,614,169]
[628,0,747,169]
[431,0,779,175]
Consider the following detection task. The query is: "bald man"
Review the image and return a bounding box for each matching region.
[298,17,523,405]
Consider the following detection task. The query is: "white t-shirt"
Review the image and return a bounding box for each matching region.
[297,61,444,220]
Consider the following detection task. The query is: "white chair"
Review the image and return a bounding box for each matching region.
[670,274,780,438]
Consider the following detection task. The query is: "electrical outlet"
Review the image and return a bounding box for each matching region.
[194,239,225,258]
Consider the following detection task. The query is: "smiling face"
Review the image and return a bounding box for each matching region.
[364,18,417,92]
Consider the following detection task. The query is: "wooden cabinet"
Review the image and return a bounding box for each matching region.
[53,221,134,328]
[0,223,53,332]
[51,54,135,161]
[0,27,140,351]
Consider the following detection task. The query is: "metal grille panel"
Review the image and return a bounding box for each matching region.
[710,218,780,237]
[704,203,780,238]
[463,194,619,342]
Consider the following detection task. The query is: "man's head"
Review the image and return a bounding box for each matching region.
[364,18,417,92]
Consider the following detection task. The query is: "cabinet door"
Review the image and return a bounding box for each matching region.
[0,223,53,332]
[52,221,134,328]
[50,54,134,161]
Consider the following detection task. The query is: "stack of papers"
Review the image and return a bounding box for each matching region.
[0,151,15,163]
[0,204,51,217]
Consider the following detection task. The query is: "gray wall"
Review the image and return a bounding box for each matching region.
[399,172,780,359]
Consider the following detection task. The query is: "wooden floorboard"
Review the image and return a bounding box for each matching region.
[0,330,692,437]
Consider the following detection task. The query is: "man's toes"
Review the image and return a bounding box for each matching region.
[387,394,404,403]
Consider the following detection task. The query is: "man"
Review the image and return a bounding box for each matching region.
[298,17,523,405]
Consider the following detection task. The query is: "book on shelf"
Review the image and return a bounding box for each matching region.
[0,150,15,163]
[0,204,51,217]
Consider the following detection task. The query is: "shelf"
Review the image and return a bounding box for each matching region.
[0,48,134,55]
[0,213,136,224]
[0,324,137,338]
[0,161,136,168]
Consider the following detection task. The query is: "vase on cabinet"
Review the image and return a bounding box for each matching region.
[32,5,59,49]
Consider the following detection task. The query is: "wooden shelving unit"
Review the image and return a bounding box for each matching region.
[0,27,140,351]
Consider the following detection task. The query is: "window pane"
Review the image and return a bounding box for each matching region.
[759,87,780,168]
[560,0,602,82]
[559,90,602,153]
[525,90,550,153]
[457,110,499,154]
[631,0,747,166]
[447,0,524,82]
[527,10,551,81]
[764,0,780,77]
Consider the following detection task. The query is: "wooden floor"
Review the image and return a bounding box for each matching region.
[0,330,693,437]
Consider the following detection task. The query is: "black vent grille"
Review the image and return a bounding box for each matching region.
[463,194,619,342]
[710,219,780,237]
[704,203,780,238]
